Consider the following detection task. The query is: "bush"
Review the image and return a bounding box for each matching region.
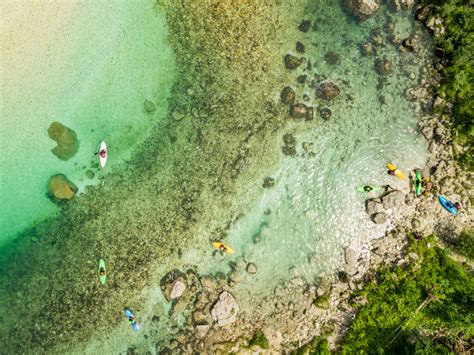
[293,336,330,355]
[341,236,474,354]
[248,330,269,349]
[447,230,474,259]
[421,0,474,170]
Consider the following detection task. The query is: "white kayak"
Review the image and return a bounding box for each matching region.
[97,141,107,168]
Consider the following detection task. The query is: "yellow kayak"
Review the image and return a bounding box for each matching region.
[212,242,235,254]
[387,163,405,179]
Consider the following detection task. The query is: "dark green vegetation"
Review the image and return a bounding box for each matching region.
[248,330,270,349]
[421,0,474,170]
[293,336,330,355]
[446,229,474,260]
[342,236,473,354]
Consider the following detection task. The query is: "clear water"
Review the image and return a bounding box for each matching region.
[0,0,433,353]
[0,0,175,246]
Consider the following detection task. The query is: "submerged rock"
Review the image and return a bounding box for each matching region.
[324,52,339,65]
[280,87,296,104]
[282,133,297,156]
[144,99,157,113]
[290,103,311,119]
[319,107,332,120]
[315,81,340,100]
[48,174,77,201]
[47,122,79,161]
[211,291,239,327]
[262,177,275,188]
[345,0,379,21]
[284,54,303,70]
[298,20,311,33]
[246,263,257,274]
[296,41,305,53]
[402,36,419,52]
[375,58,393,75]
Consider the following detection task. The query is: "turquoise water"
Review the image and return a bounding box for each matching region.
[0,0,433,352]
[0,0,175,246]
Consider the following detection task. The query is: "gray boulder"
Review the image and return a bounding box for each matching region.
[372,212,388,224]
[194,323,210,339]
[211,291,239,327]
[346,0,379,20]
[344,247,357,267]
[382,191,405,209]
[169,279,186,299]
[366,199,383,215]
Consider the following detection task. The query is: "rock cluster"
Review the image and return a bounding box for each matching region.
[315,81,340,100]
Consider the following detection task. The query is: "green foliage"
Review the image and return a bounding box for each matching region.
[313,294,330,309]
[341,236,474,354]
[421,0,474,169]
[293,336,330,355]
[248,330,269,349]
[447,230,474,260]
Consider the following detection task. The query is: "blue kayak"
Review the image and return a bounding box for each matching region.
[438,196,458,215]
[124,308,140,332]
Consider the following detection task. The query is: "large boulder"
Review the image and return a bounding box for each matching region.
[47,122,79,160]
[344,247,357,267]
[315,81,340,100]
[372,212,388,224]
[169,279,186,299]
[366,199,383,215]
[48,174,77,201]
[346,0,380,21]
[382,190,405,209]
[211,291,239,327]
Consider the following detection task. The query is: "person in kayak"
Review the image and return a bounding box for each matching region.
[387,169,395,176]
[96,149,106,158]
[99,267,106,276]
[219,244,228,253]
[413,231,422,241]
[363,186,373,192]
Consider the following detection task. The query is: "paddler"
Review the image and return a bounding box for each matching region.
[219,244,228,253]
[363,186,373,192]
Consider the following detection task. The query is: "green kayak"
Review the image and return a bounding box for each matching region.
[413,171,422,197]
[357,185,378,193]
[98,258,106,285]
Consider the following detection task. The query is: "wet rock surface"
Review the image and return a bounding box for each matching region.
[345,0,379,21]
[280,87,295,104]
[315,81,340,100]
[211,291,239,327]
[375,58,393,75]
[284,54,303,70]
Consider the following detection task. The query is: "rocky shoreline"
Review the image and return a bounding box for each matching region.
[144,2,472,354]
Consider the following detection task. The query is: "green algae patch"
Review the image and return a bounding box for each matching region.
[248,330,270,349]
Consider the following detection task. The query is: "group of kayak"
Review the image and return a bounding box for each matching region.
[358,162,462,216]
[94,140,237,333]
